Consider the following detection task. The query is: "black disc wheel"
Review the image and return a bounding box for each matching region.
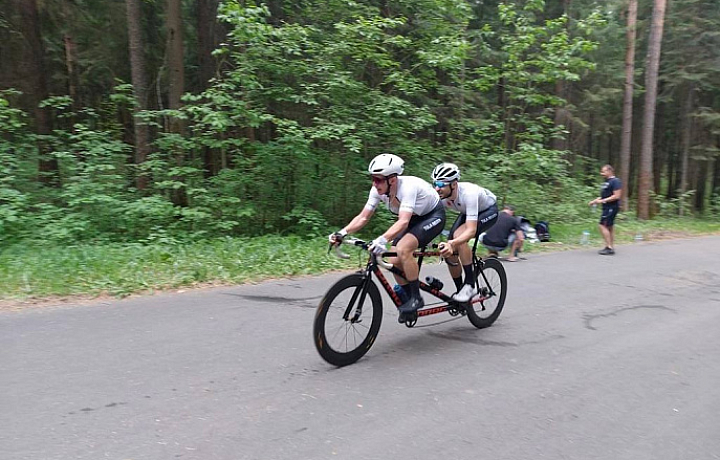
[466,257,507,329]
[313,273,383,366]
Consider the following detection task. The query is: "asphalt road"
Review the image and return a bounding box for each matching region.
[2,236,720,460]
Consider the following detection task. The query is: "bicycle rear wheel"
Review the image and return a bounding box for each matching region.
[313,273,383,366]
[466,258,507,329]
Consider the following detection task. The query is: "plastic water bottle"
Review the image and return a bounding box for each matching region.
[393,284,409,303]
[634,233,644,242]
[425,276,444,291]
[592,203,598,212]
[580,230,590,245]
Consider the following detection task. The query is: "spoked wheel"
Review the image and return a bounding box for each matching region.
[466,257,507,329]
[313,273,383,366]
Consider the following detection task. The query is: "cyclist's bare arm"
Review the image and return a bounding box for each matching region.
[342,207,375,235]
[448,219,477,247]
[380,210,412,243]
[439,219,476,257]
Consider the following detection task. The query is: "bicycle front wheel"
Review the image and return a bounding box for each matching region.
[467,258,507,329]
[313,273,383,366]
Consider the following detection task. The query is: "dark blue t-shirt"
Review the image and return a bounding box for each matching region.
[601,176,622,209]
[482,212,520,248]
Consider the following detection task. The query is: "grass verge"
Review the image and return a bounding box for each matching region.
[1,216,719,305]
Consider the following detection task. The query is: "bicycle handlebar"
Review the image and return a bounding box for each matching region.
[329,237,394,270]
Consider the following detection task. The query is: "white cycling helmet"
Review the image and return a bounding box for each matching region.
[368,154,404,177]
[431,162,460,182]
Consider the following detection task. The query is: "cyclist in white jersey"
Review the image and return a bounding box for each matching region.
[329,154,446,318]
[431,162,499,302]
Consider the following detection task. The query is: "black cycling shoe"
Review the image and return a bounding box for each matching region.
[399,296,424,313]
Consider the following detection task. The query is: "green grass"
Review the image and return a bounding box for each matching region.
[1,217,719,302]
[518,214,720,256]
[0,236,358,301]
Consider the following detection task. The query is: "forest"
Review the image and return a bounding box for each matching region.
[1,0,719,248]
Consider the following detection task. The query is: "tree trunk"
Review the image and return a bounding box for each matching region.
[694,157,707,213]
[19,0,59,186]
[619,0,637,212]
[653,100,665,195]
[551,0,571,152]
[196,0,219,90]
[63,34,80,112]
[637,0,667,220]
[167,0,184,115]
[126,0,151,190]
[167,0,188,206]
[711,148,719,206]
[678,84,694,216]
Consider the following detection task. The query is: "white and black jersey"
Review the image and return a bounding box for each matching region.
[365,176,440,217]
[441,182,496,221]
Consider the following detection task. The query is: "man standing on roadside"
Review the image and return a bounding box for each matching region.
[589,164,623,255]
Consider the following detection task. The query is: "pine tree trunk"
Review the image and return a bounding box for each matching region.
[196,0,219,90]
[619,0,637,212]
[63,34,80,111]
[126,0,151,190]
[711,147,719,205]
[19,0,59,186]
[167,0,184,115]
[167,0,188,206]
[551,0,571,152]
[694,157,707,213]
[653,101,665,195]
[678,84,694,216]
[637,0,667,220]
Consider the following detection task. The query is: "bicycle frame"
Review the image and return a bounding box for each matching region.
[345,248,492,321]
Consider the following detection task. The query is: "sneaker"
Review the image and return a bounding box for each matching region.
[598,247,615,255]
[399,296,424,313]
[452,283,479,303]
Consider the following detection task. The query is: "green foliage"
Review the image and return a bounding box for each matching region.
[0,1,620,248]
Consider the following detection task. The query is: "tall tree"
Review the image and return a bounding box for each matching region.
[637,0,668,220]
[619,0,637,211]
[166,0,184,117]
[125,0,151,190]
[18,0,59,185]
[678,84,694,215]
[551,0,571,153]
[196,0,219,90]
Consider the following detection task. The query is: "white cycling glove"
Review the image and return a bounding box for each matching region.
[369,235,388,255]
[328,229,347,244]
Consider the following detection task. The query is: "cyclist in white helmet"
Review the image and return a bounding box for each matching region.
[329,154,446,320]
[431,162,499,302]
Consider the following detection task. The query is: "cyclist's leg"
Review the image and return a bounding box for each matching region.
[446,214,465,291]
[454,206,499,300]
[397,204,446,313]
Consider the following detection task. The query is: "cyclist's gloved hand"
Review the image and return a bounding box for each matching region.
[438,241,454,258]
[328,229,347,245]
[369,235,388,255]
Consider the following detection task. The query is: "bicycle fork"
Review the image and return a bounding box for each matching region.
[342,270,373,323]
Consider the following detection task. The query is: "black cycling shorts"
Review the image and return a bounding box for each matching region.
[600,206,618,227]
[449,204,499,240]
[392,202,446,248]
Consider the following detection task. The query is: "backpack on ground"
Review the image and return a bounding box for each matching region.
[534,221,550,242]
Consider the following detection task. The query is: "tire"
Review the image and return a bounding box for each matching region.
[313,273,383,366]
[466,257,507,329]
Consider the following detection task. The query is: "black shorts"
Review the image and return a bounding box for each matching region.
[392,202,446,248]
[600,206,618,227]
[449,204,499,240]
